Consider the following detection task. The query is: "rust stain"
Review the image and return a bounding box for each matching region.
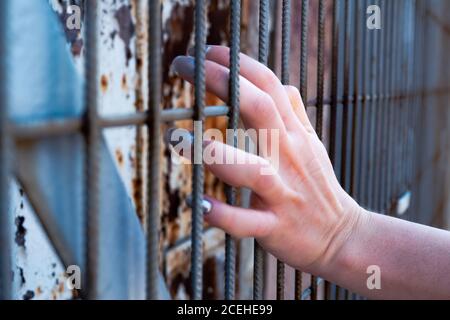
[101,74,109,93]
[121,74,128,91]
[115,148,124,167]
[35,286,43,296]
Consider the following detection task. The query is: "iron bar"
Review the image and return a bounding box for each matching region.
[84,0,100,300]
[146,0,162,300]
[191,0,207,300]
[253,0,270,301]
[312,0,325,301]
[276,0,291,301]
[295,0,308,300]
[224,0,241,301]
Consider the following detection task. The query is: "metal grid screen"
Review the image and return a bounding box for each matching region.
[0,0,449,300]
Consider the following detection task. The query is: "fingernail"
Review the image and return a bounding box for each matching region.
[186,195,212,214]
[187,45,211,57]
[171,56,195,78]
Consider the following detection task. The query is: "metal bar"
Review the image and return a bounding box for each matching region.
[84,0,100,300]
[380,0,394,213]
[253,0,270,301]
[146,0,162,300]
[339,0,355,300]
[191,0,207,300]
[311,0,325,301]
[224,0,241,301]
[276,0,291,301]
[0,0,11,301]
[376,0,388,212]
[359,0,372,210]
[295,0,308,300]
[327,0,342,301]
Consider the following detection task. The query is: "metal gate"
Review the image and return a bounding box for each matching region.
[0,0,449,300]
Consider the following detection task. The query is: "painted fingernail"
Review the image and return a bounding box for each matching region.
[187,45,211,57]
[186,195,212,214]
[170,56,195,78]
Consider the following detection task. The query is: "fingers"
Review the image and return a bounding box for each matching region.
[197,45,303,132]
[172,56,286,133]
[203,140,285,205]
[204,196,278,239]
[284,85,315,134]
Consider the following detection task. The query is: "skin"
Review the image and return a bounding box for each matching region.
[171,45,450,300]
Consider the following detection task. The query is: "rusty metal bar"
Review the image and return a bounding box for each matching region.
[191,0,207,300]
[295,0,308,300]
[253,0,270,301]
[146,0,162,300]
[224,0,241,301]
[0,0,11,301]
[84,0,100,300]
[276,0,291,301]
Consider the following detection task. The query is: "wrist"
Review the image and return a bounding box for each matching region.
[309,195,369,277]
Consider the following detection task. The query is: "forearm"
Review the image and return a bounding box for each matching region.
[317,209,450,299]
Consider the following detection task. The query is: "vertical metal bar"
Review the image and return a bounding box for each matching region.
[0,0,11,301]
[295,0,309,300]
[146,0,162,300]
[191,0,207,301]
[327,0,341,301]
[84,0,100,300]
[350,0,363,205]
[380,0,394,213]
[253,0,269,301]
[311,0,325,301]
[316,0,325,141]
[225,0,241,301]
[374,1,384,212]
[276,0,291,301]
[360,0,372,210]
[339,0,354,300]
[386,0,399,213]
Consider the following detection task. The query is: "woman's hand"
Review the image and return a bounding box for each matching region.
[170,45,363,275]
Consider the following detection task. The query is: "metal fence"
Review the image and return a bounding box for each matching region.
[0,0,449,300]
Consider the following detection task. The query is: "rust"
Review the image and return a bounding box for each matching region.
[100,74,109,93]
[121,74,128,91]
[14,216,27,248]
[115,148,124,167]
[36,286,43,296]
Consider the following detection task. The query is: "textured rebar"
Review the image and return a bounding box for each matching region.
[276,0,291,301]
[253,0,270,301]
[295,0,309,300]
[311,0,326,301]
[0,0,11,301]
[225,0,241,301]
[146,0,162,300]
[316,0,325,140]
[84,0,100,300]
[191,0,207,300]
